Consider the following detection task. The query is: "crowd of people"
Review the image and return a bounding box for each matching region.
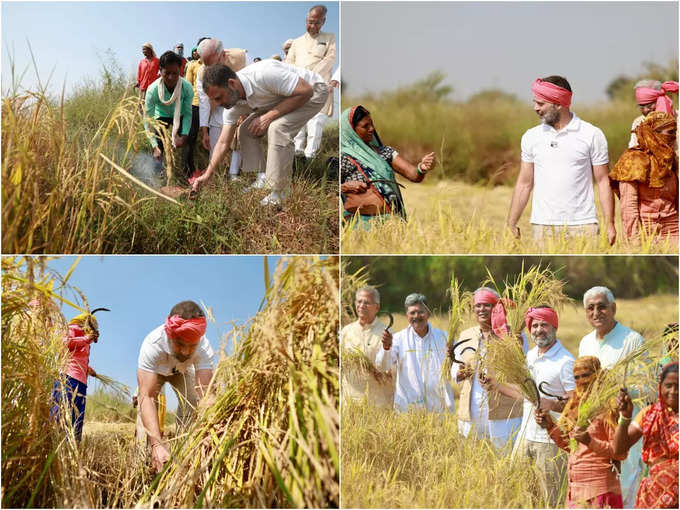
[340,76,678,245]
[341,285,678,508]
[136,4,337,208]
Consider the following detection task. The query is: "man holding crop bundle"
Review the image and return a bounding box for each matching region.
[340,287,394,408]
[578,286,646,507]
[191,56,329,207]
[507,75,617,246]
[376,293,454,413]
[137,300,215,472]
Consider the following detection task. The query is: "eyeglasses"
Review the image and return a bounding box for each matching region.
[306,19,324,25]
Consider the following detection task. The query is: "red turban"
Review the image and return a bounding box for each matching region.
[474,290,513,338]
[525,307,559,331]
[164,315,207,344]
[635,81,678,115]
[531,79,572,108]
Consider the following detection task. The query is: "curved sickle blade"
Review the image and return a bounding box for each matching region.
[538,381,566,401]
[383,311,394,330]
[451,338,474,365]
[90,307,111,314]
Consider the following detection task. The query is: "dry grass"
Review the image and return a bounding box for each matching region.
[3,256,339,508]
[342,180,678,254]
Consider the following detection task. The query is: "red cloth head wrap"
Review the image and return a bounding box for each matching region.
[474,290,513,338]
[525,307,559,331]
[531,78,572,108]
[635,81,679,115]
[164,315,207,344]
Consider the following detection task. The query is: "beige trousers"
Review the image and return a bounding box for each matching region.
[531,223,599,241]
[135,370,199,443]
[238,82,329,191]
[522,439,567,507]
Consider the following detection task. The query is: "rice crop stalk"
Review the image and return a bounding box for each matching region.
[441,273,472,383]
[342,347,391,385]
[483,336,540,407]
[92,372,132,399]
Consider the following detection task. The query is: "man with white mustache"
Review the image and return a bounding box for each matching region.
[376,293,454,413]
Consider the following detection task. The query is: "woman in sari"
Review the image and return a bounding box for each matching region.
[340,105,436,225]
[535,356,625,509]
[614,362,678,509]
[609,111,678,243]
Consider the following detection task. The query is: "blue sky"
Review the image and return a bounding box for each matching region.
[45,255,283,410]
[343,2,678,104]
[2,1,339,97]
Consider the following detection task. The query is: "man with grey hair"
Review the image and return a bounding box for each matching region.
[285,4,336,160]
[578,285,645,506]
[376,293,454,413]
[340,287,394,408]
[195,39,247,158]
[191,58,329,207]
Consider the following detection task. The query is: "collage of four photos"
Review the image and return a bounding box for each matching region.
[1,1,679,509]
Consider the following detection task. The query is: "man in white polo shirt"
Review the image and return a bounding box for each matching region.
[514,306,574,507]
[507,75,616,245]
[375,293,454,413]
[192,59,329,207]
[137,300,215,472]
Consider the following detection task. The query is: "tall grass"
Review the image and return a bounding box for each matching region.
[2,58,338,254]
[2,256,339,508]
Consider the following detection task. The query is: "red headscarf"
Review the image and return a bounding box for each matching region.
[640,362,679,464]
[531,78,572,108]
[164,315,207,344]
[524,307,559,331]
[474,290,513,338]
[635,81,679,115]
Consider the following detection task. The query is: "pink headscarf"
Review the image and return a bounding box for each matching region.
[524,307,559,331]
[474,290,513,338]
[531,78,572,108]
[635,81,679,115]
[164,315,207,344]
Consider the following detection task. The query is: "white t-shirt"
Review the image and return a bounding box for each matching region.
[521,113,609,225]
[375,324,454,413]
[138,324,215,377]
[519,340,575,443]
[222,60,324,125]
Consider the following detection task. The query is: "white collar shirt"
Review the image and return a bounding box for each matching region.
[375,324,454,413]
[138,324,215,377]
[578,322,645,369]
[520,340,576,443]
[521,113,609,225]
[222,60,324,125]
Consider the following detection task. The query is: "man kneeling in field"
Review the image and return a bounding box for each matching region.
[137,300,215,472]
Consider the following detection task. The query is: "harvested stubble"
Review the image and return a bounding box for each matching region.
[140,256,339,508]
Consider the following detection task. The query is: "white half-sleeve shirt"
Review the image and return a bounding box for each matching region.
[578,321,644,369]
[222,60,325,126]
[521,113,609,226]
[138,324,215,377]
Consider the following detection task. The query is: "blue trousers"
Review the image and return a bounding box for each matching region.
[51,375,87,442]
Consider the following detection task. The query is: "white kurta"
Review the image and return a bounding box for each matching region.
[375,324,454,413]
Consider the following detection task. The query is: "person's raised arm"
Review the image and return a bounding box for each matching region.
[593,163,616,246]
[613,388,643,457]
[391,152,436,183]
[507,160,534,239]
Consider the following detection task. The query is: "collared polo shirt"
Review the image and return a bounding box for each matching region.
[375,324,454,413]
[340,318,395,407]
[520,339,575,443]
[521,113,609,226]
[138,324,214,377]
[222,60,325,125]
[578,321,644,369]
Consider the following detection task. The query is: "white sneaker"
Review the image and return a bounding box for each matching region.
[260,190,288,207]
[246,172,267,192]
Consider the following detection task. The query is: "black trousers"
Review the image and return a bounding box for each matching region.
[182,105,200,176]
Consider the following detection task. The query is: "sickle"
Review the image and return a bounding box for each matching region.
[525,377,540,407]
[90,307,111,315]
[538,381,567,402]
[451,338,475,365]
[378,311,394,331]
